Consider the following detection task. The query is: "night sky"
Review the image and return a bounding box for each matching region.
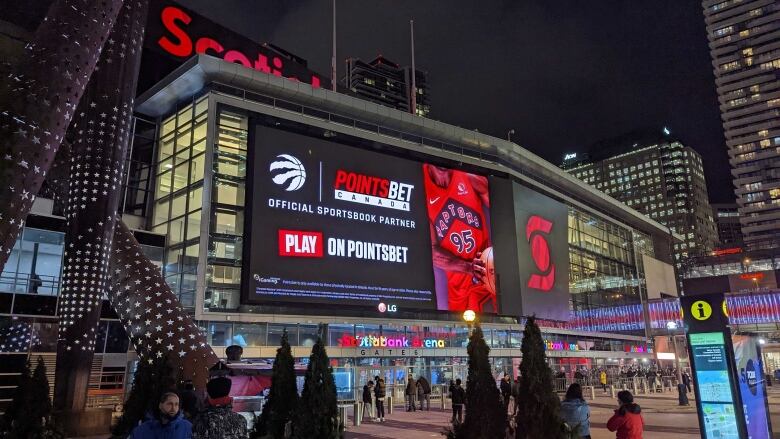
[180,0,732,203]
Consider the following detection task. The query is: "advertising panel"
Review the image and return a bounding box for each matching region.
[512,184,570,321]
[141,0,328,92]
[690,332,740,439]
[732,335,772,439]
[244,125,498,314]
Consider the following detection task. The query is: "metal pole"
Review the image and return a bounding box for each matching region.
[670,331,682,384]
[331,0,337,92]
[409,19,417,115]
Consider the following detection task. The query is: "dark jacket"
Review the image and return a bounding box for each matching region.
[560,398,591,437]
[417,377,431,394]
[362,385,373,403]
[500,379,511,396]
[374,379,386,399]
[451,385,466,405]
[405,379,417,396]
[130,412,192,439]
[607,403,644,439]
[192,404,248,439]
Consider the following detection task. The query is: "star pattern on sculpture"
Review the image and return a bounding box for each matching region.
[109,220,218,384]
[0,0,124,266]
[57,1,147,355]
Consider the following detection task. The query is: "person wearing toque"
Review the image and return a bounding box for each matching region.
[192,376,248,439]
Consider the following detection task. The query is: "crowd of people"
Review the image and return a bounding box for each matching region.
[128,376,248,439]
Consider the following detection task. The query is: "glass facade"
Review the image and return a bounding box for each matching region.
[203,321,645,353]
[151,97,208,307]
[0,228,65,296]
[205,109,248,310]
[568,208,646,314]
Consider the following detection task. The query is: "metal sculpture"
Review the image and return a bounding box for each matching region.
[0,0,123,271]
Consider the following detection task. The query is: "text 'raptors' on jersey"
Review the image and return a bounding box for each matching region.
[423,164,496,312]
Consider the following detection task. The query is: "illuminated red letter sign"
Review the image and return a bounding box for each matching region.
[526,215,555,291]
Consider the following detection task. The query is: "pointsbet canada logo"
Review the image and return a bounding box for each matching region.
[270,154,306,191]
[333,169,414,211]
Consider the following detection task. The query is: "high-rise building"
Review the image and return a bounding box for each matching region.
[345,56,430,116]
[562,128,719,268]
[712,203,745,247]
[702,0,780,249]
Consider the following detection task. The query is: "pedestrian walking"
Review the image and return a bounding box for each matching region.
[179,380,202,420]
[362,380,375,422]
[600,369,608,393]
[192,376,248,439]
[560,383,591,439]
[500,374,512,414]
[682,371,692,393]
[405,376,417,412]
[511,375,521,416]
[374,375,386,422]
[130,391,192,439]
[416,375,431,410]
[607,390,644,439]
[450,378,466,424]
[646,369,657,393]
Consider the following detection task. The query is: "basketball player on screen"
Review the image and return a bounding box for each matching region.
[423,164,496,312]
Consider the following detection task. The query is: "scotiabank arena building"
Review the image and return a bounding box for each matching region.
[0,1,680,409]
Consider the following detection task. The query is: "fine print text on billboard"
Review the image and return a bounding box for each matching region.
[245,126,497,314]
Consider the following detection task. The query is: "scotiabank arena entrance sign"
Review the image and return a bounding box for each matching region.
[243,125,500,315]
[143,0,328,90]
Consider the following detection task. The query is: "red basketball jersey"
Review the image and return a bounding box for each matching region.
[423,166,488,260]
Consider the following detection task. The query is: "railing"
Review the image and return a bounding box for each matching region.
[0,272,60,296]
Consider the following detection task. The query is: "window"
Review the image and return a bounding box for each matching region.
[233,323,267,347]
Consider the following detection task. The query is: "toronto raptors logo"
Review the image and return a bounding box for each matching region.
[526,215,555,291]
[270,154,306,191]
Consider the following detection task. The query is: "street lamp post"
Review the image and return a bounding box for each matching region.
[666,321,683,384]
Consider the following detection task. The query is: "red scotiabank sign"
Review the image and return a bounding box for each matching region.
[146,0,326,89]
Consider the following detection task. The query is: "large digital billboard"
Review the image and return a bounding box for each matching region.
[512,184,570,321]
[243,125,498,314]
[732,335,772,439]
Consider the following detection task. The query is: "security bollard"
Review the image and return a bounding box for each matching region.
[354,402,361,427]
[589,386,596,400]
[387,396,393,414]
[609,385,615,398]
[641,379,648,394]
[632,380,639,396]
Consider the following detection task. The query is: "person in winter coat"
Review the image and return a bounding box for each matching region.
[405,376,417,412]
[374,376,386,422]
[179,380,202,420]
[682,371,692,393]
[600,370,608,392]
[416,376,431,410]
[560,383,591,439]
[130,391,192,439]
[607,390,644,439]
[500,375,512,414]
[362,380,375,422]
[192,376,248,439]
[450,379,466,424]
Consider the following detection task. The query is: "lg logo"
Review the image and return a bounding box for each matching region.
[526,215,555,292]
[270,154,306,191]
[378,303,397,313]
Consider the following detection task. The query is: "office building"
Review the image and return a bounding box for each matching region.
[562,128,719,268]
[702,0,780,249]
[345,56,430,116]
[712,203,745,247]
